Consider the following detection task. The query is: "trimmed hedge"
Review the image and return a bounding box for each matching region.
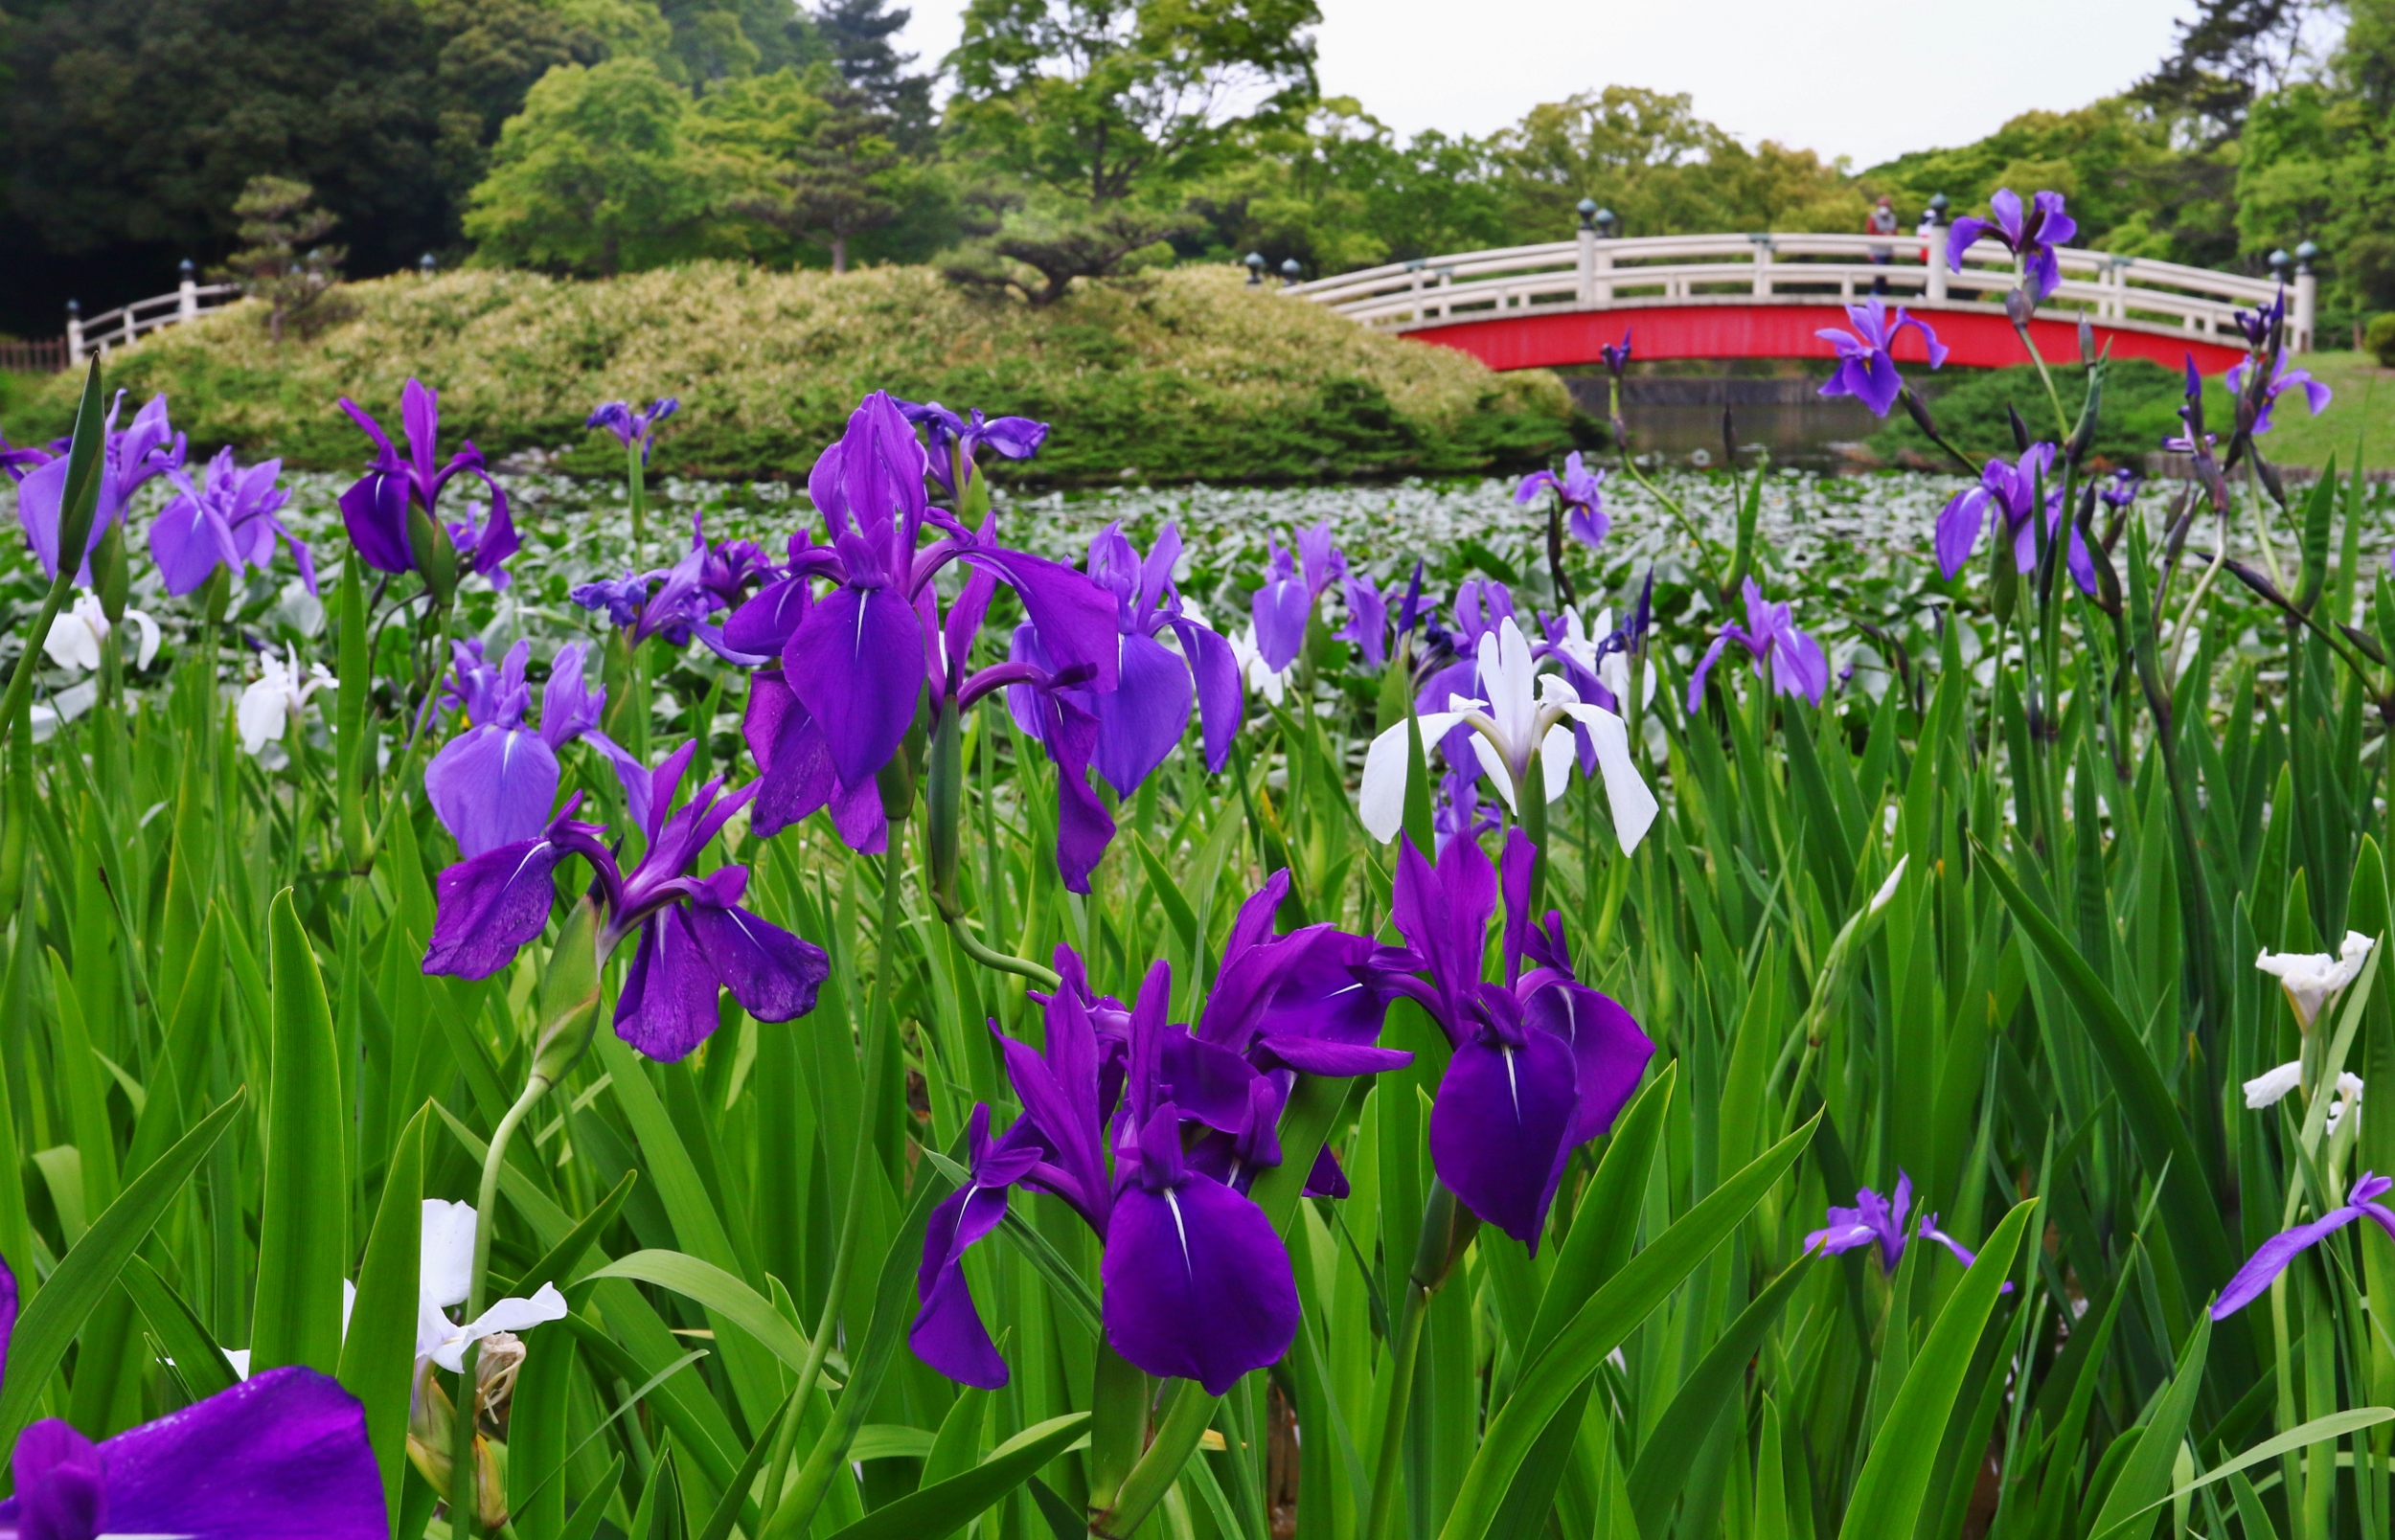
[11,263,1577,485]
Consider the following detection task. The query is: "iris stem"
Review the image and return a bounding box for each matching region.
[1363,1180,1465,1540]
[1363,1281,1430,1540]
[1085,1344,1152,1522]
[762,818,907,1539]
[946,914,1061,989]
[0,567,79,758]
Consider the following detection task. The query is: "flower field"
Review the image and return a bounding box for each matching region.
[2,231,2394,1540]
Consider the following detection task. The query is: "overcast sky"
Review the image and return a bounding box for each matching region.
[891,0,2199,170]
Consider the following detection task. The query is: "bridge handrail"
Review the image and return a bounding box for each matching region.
[67,279,241,364]
[1287,228,2309,350]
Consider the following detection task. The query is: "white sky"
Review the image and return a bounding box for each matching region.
[891,0,2200,170]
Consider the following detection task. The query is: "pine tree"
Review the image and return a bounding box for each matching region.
[810,0,933,148]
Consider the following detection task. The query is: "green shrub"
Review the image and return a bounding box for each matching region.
[10,263,1575,485]
[2367,312,2395,369]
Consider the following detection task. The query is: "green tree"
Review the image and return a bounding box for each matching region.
[942,0,1320,300]
[464,55,735,273]
[214,175,357,342]
[1184,102,1510,275]
[811,0,934,148]
[948,0,1320,206]
[697,67,914,271]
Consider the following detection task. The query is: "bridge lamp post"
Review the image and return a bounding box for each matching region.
[1244,252,1266,285]
[420,252,439,280]
[177,259,199,324]
[2294,240,2320,352]
[65,300,83,367]
[1281,258,1303,287]
[1926,194,1950,303]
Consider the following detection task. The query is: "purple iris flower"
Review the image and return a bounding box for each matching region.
[2232,290,2287,350]
[913,946,1352,1394]
[1600,329,1632,375]
[735,393,1116,858]
[1,430,57,483]
[1250,527,1347,672]
[2100,467,2142,508]
[2226,355,2334,436]
[1380,828,1654,1246]
[1337,571,1391,668]
[15,392,184,585]
[1948,189,2078,304]
[573,517,769,664]
[2212,1171,2395,1319]
[0,1255,386,1538]
[148,446,316,598]
[1432,767,1500,853]
[586,396,679,463]
[1815,297,1948,418]
[702,537,775,612]
[1516,452,1608,547]
[336,379,518,590]
[1395,560,1427,640]
[1932,443,2097,595]
[422,741,830,1062]
[423,639,641,858]
[898,398,1050,501]
[1015,522,1241,802]
[1805,1171,2005,1286]
[1685,578,1829,713]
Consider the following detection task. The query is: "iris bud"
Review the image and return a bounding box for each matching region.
[2004,286,2037,328]
[407,500,459,608]
[89,521,129,625]
[926,700,964,920]
[528,895,604,1087]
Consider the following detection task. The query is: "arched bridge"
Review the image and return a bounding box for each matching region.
[1286,229,2310,376]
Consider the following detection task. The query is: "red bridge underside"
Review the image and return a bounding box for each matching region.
[1399,303,2249,376]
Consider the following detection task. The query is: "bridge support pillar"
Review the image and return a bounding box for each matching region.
[2293,260,2317,352]
[1577,226,1595,307]
[1749,234,1772,297]
[65,305,83,367]
[1927,234,1948,304]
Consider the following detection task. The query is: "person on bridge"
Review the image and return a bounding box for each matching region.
[1866,195,1900,295]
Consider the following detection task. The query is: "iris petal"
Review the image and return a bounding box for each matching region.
[1100,1174,1300,1394]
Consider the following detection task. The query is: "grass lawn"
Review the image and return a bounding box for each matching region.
[2249,350,2395,471]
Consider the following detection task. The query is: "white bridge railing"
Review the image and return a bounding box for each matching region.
[1288,230,2313,351]
[67,272,240,365]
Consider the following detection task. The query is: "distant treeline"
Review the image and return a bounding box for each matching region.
[1,0,2388,341]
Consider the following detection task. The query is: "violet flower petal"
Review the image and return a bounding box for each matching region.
[1428,1027,1578,1248]
[614,906,724,1063]
[423,835,567,979]
[1101,1156,1300,1392]
[687,898,830,1024]
[1521,981,1654,1144]
[784,582,926,791]
[1090,629,1195,798]
[911,1176,1015,1389]
[5,1368,388,1539]
[424,727,562,859]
